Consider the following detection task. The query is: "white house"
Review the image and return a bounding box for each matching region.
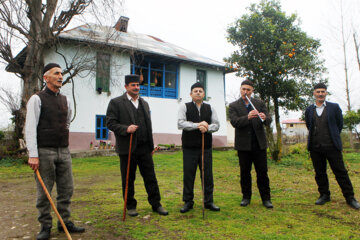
[34,17,231,150]
[281,119,307,137]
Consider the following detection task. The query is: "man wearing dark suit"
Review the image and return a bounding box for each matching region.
[106,74,168,216]
[229,80,273,208]
[305,83,360,209]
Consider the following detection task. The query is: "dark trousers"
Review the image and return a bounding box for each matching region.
[310,147,354,199]
[182,147,214,205]
[237,149,271,201]
[119,151,161,210]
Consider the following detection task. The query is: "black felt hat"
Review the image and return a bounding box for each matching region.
[191,82,204,91]
[125,74,140,84]
[43,63,61,75]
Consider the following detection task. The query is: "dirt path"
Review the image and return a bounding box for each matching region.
[0,174,95,240]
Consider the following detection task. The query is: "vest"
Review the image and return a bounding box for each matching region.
[36,88,69,148]
[182,102,212,149]
[129,101,149,144]
[311,107,334,148]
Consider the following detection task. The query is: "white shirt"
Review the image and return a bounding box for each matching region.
[25,93,72,158]
[315,101,326,116]
[177,102,220,133]
[127,93,139,109]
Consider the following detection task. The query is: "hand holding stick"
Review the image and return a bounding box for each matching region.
[35,170,72,240]
[245,95,265,122]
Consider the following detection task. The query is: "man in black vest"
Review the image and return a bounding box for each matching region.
[305,83,360,209]
[106,74,168,216]
[177,82,220,213]
[229,80,273,209]
[25,63,85,240]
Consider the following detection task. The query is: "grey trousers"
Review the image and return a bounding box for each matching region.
[35,147,74,227]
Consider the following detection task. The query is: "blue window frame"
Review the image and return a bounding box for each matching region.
[95,115,109,140]
[130,58,178,99]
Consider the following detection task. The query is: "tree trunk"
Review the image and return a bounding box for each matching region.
[271,96,282,162]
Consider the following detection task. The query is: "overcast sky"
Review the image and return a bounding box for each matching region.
[1,0,359,128]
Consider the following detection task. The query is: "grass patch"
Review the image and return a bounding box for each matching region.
[2,150,360,239]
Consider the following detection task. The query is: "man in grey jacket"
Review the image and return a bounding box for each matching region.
[229,80,273,208]
[26,63,85,240]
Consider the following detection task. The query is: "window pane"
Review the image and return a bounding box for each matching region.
[96,117,101,127]
[165,72,176,89]
[102,129,107,139]
[96,129,101,139]
[135,67,149,86]
[96,52,111,92]
[150,70,163,87]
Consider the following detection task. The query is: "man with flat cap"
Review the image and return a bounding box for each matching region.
[229,80,273,209]
[106,74,168,216]
[305,83,360,209]
[177,82,220,213]
[25,63,85,240]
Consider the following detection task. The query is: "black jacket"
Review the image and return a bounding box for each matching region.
[305,101,343,151]
[106,93,154,155]
[229,97,271,151]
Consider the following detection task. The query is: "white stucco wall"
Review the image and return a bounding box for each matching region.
[44,46,227,139]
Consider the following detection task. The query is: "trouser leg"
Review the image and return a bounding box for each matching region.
[137,152,161,209]
[310,150,330,196]
[238,151,253,199]
[55,147,74,223]
[182,148,198,204]
[119,154,138,209]
[36,148,56,227]
[252,149,271,201]
[325,149,354,199]
[199,148,214,204]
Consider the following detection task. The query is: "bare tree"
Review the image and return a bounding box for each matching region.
[0,0,122,143]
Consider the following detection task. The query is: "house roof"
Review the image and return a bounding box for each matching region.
[281,119,305,124]
[58,24,232,72]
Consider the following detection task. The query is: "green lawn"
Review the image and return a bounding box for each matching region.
[2,150,360,239]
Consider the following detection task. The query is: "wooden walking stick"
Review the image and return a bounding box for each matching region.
[201,132,205,219]
[123,133,133,221]
[35,170,72,240]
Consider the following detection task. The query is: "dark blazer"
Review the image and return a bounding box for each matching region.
[106,93,154,155]
[305,101,343,151]
[229,97,272,151]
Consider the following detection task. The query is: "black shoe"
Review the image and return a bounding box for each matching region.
[37,226,51,240]
[315,195,330,205]
[347,197,360,209]
[205,202,220,211]
[263,200,274,209]
[58,221,85,233]
[240,198,251,207]
[127,209,139,217]
[180,202,194,213]
[153,206,169,215]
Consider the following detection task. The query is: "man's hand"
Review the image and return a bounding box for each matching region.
[198,125,208,133]
[258,112,266,121]
[28,157,39,171]
[248,110,259,120]
[198,121,209,128]
[127,124,139,133]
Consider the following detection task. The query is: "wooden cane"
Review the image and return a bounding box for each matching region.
[201,132,205,219]
[35,170,72,240]
[123,133,133,221]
